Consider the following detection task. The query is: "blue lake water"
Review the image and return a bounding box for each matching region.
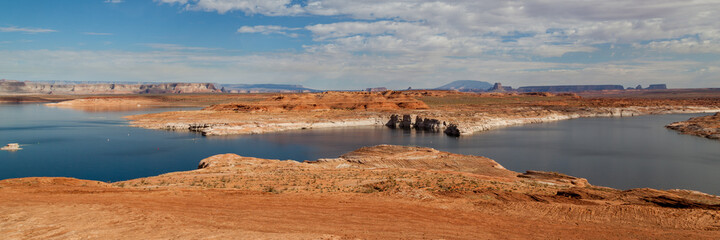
[1,104,719,194]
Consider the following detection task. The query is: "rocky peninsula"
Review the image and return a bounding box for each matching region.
[1,145,719,239]
[666,112,720,140]
[122,90,720,136]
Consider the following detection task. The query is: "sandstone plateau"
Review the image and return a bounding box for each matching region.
[666,112,720,140]
[2,145,719,239]
[121,90,720,136]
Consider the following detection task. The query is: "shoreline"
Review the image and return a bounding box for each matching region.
[666,112,720,140]
[125,105,720,137]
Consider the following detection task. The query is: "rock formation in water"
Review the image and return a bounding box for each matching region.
[0,79,219,95]
[1,143,22,151]
[385,114,447,132]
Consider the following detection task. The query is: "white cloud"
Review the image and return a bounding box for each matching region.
[2,49,718,89]
[5,1,717,89]
[237,25,301,37]
[0,26,57,34]
[105,0,123,3]
[158,0,720,59]
[637,31,720,54]
[530,45,598,58]
[158,0,303,15]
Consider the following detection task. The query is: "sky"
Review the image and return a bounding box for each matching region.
[0,0,719,90]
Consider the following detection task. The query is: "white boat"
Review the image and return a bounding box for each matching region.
[1,143,22,151]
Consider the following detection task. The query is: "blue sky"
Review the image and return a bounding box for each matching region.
[1,0,719,89]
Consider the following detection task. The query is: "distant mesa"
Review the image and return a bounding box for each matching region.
[628,84,668,90]
[0,79,322,95]
[366,87,388,92]
[0,79,218,95]
[218,84,319,93]
[491,83,670,93]
[487,82,513,92]
[435,80,494,92]
[517,85,625,93]
[646,84,668,90]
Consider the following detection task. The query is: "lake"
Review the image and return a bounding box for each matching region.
[1,104,718,194]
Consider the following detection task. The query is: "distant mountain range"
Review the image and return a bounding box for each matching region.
[0,79,321,95]
[218,84,320,93]
[0,79,218,95]
[434,80,493,91]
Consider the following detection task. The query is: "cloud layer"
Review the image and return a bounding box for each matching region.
[3,1,718,89]
[162,0,720,57]
[0,26,57,34]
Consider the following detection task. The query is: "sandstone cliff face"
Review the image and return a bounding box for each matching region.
[385,114,447,132]
[0,80,218,95]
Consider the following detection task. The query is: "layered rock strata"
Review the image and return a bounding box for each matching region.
[666,112,720,140]
[385,114,447,131]
[128,106,720,137]
[442,106,720,136]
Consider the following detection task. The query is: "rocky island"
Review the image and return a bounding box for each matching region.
[1,145,719,239]
[1,143,21,151]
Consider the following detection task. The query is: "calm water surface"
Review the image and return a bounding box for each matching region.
[1,104,718,194]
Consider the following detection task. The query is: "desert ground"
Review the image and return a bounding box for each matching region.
[2,89,720,239]
[2,145,720,239]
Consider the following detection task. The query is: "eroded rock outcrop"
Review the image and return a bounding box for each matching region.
[518,170,589,187]
[385,114,447,132]
[666,113,720,140]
